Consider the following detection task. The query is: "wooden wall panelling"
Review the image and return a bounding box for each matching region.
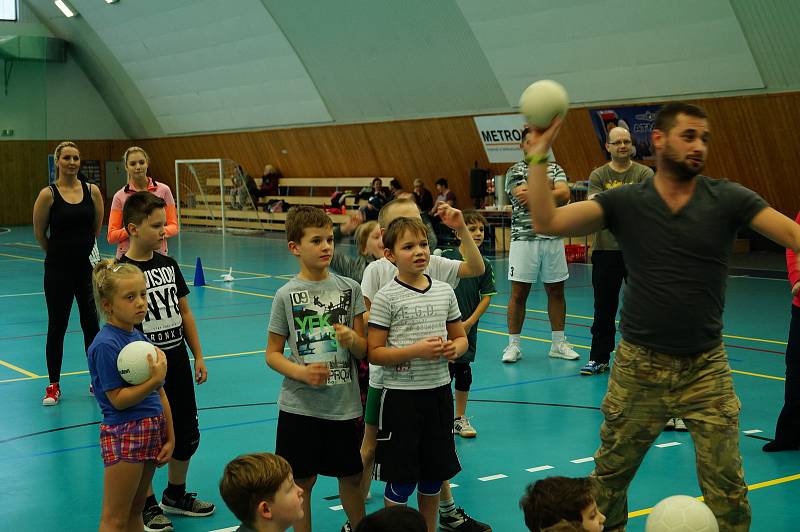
[5,91,798,226]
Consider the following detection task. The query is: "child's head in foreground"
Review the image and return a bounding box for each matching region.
[355,220,384,259]
[219,452,304,531]
[285,206,334,270]
[456,209,487,248]
[382,217,430,275]
[122,191,167,250]
[91,259,146,324]
[354,505,427,531]
[377,197,422,230]
[520,476,605,532]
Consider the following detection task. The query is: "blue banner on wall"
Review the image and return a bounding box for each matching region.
[588,105,662,162]
[48,154,56,184]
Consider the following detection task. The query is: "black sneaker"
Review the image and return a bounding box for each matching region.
[341,522,353,532]
[161,492,215,517]
[439,507,492,531]
[143,504,174,532]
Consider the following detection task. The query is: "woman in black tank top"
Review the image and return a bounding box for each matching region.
[32,141,104,406]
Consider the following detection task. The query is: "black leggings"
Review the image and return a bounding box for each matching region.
[772,304,800,444]
[44,262,99,383]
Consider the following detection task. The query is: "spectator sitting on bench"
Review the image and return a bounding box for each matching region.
[359,178,388,221]
[260,164,282,197]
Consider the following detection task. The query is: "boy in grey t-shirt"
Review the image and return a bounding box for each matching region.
[266,207,367,531]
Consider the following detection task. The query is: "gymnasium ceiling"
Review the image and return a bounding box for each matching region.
[18,0,800,138]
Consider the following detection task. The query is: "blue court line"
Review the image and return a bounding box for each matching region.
[1,416,280,462]
[470,373,581,392]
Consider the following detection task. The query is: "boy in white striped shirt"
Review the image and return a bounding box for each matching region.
[367,217,468,532]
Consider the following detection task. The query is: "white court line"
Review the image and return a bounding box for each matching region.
[570,457,594,464]
[478,474,508,482]
[743,429,763,434]
[449,483,459,488]
[526,465,555,473]
[330,504,344,511]
[656,442,682,448]
[0,291,44,298]
[208,527,237,532]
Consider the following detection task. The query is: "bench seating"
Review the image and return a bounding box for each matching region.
[180,176,391,232]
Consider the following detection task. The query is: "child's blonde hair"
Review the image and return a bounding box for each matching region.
[123,146,150,166]
[355,220,380,256]
[92,259,144,319]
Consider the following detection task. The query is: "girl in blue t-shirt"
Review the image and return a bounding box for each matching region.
[87,259,174,532]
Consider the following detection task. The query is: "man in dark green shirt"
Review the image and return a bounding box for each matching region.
[582,128,653,377]
[524,102,800,532]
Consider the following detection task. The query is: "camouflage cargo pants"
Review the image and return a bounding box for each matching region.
[591,340,750,532]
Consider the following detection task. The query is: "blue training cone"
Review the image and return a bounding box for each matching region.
[194,257,206,287]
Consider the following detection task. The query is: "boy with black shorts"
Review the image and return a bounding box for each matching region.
[440,211,496,438]
[367,216,468,532]
[120,191,215,531]
[266,206,368,532]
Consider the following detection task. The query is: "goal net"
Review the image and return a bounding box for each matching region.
[175,158,268,234]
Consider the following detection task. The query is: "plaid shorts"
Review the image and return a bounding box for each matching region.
[100,414,167,467]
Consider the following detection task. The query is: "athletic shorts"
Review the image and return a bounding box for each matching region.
[373,385,461,483]
[100,414,167,467]
[275,410,363,480]
[508,239,568,284]
[365,385,382,426]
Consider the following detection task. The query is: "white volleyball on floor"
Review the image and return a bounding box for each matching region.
[117,340,155,385]
[645,495,719,532]
[518,79,569,128]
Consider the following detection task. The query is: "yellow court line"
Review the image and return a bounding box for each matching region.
[0,359,40,378]
[203,350,263,360]
[0,252,44,263]
[201,285,274,299]
[723,333,787,346]
[477,328,590,350]
[2,249,788,346]
[4,244,275,279]
[0,351,264,384]
[731,369,785,381]
[628,472,800,519]
[180,262,274,278]
[488,303,788,346]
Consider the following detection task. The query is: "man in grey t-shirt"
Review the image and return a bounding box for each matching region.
[524,102,800,532]
[581,127,653,377]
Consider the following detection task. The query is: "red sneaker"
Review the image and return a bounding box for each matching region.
[42,383,61,406]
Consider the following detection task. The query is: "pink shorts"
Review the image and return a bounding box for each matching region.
[100,414,166,467]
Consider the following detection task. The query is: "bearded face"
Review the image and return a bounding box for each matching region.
[662,140,705,181]
[654,114,709,181]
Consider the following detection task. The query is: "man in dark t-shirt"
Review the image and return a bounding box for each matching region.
[523,102,800,532]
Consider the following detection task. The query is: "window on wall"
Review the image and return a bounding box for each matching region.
[1,0,18,21]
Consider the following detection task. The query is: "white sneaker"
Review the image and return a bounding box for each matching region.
[453,416,477,438]
[549,340,580,360]
[502,343,522,363]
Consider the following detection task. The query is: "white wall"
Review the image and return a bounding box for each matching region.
[0,1,127,140]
